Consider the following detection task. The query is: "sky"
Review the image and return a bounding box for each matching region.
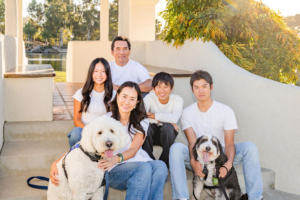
[23,0,300,17]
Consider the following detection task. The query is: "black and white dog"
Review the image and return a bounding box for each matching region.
[192,134,248,200]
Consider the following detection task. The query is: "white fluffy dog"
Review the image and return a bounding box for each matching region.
[47,115,127,200]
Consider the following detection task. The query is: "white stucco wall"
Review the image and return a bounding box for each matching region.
[5,77,54,122]
[66,41,146,83]
[0,34,18,151]
[136,40,300,195]
[0,35,5,151]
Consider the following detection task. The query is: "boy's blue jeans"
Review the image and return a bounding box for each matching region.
[108,161,168,200]
[169,142,263,200]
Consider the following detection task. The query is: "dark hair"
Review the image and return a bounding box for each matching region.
[190,70,213,88]
[80,58,113,113]
[110,81,147,138]
[152,72,174,89]
[111,36,131,51]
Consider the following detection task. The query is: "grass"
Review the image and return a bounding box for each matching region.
[55,71,66,82]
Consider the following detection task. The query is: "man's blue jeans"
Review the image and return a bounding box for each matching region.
[108,161,168,200]
[169,142,263,200]
[67,127,83,148]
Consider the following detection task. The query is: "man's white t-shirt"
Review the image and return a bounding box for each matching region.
[143,92,184,124]
[181,100,238,147]
[105,112,153,171]
[73,89,116,125]
[109,59,151,86]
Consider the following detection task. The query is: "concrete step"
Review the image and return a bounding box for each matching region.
[4,121,75,141]
[263,189,300,200]
[0,140,69,174]
[0,170,291,200]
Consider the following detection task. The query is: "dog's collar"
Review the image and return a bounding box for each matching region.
[79,145,103,162]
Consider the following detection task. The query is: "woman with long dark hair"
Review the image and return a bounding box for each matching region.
[67,57,115,147]
[98,81,168,200]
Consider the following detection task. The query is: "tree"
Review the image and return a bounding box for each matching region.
[23,22,38,41]
[27,0,44,28]
[155,19,162,40]
[160,0,300,84]
[0,0,4,34]
[109,0,118,41]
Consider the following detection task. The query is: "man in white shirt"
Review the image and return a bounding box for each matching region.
[169,70,263,200]
[109,36,152,95]
[142,72,184,168]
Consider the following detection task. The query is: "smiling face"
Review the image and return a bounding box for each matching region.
[192,79,213,102]
[111,41,131,66]
[92,62,107,85]
[193,135,221,164]
[117,86,139,114]
[153,81,173,104]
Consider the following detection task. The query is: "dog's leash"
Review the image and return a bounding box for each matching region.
[26,173,110,200]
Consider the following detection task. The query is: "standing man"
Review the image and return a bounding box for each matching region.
[169,70,263,200]
[109,36,152,94]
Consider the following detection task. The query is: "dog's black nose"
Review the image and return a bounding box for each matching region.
[105,141,113,148]
[206,146,211,151]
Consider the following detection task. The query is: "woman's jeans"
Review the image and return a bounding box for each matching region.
[108,161,168,200]
[67,127,83,148]
[169,142,263,200]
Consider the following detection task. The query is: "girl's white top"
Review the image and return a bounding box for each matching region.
[73,89,116,125]
[105,112,152,171]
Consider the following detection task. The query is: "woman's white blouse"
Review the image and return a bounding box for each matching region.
[105,112,152,171]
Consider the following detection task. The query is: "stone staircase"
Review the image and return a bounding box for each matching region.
[0,121,299,200]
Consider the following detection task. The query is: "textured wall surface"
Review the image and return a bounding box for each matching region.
[4,77,53,122]
[139,40,300,195]
[0,34,17,151]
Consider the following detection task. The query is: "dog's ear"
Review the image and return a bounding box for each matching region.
[215,139,227,167]
[80,121,97,152]
[192,136,203,161]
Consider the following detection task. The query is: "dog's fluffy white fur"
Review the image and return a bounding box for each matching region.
[47,116,127,200]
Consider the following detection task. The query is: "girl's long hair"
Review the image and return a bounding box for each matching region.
[80,58,113,113]
[110,81,147,138]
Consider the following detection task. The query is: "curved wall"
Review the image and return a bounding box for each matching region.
[136,40,300,195]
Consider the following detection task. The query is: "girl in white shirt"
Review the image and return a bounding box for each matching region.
[97,81,168,200]
[67,57,115,148]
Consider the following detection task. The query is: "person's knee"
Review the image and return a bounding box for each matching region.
[243,141,259,156]
[160,123,176,139]
[69,127,83,140]
[161,123,174,132]
[170,143,186,160]
[152,161,168,178]
[136,162,152,178]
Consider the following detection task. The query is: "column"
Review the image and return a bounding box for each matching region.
[118,0,131,38]
[18,0,23,65]
[100,0,109,41]
[130,0,159,41]
[5,0,18,38]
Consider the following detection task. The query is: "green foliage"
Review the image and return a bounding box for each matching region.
[156,19,162,40]
[0,0,4,34]
[109,0,118,41]
[54,71,66,82]
[23,22,38,40]
[160,0,300,84]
